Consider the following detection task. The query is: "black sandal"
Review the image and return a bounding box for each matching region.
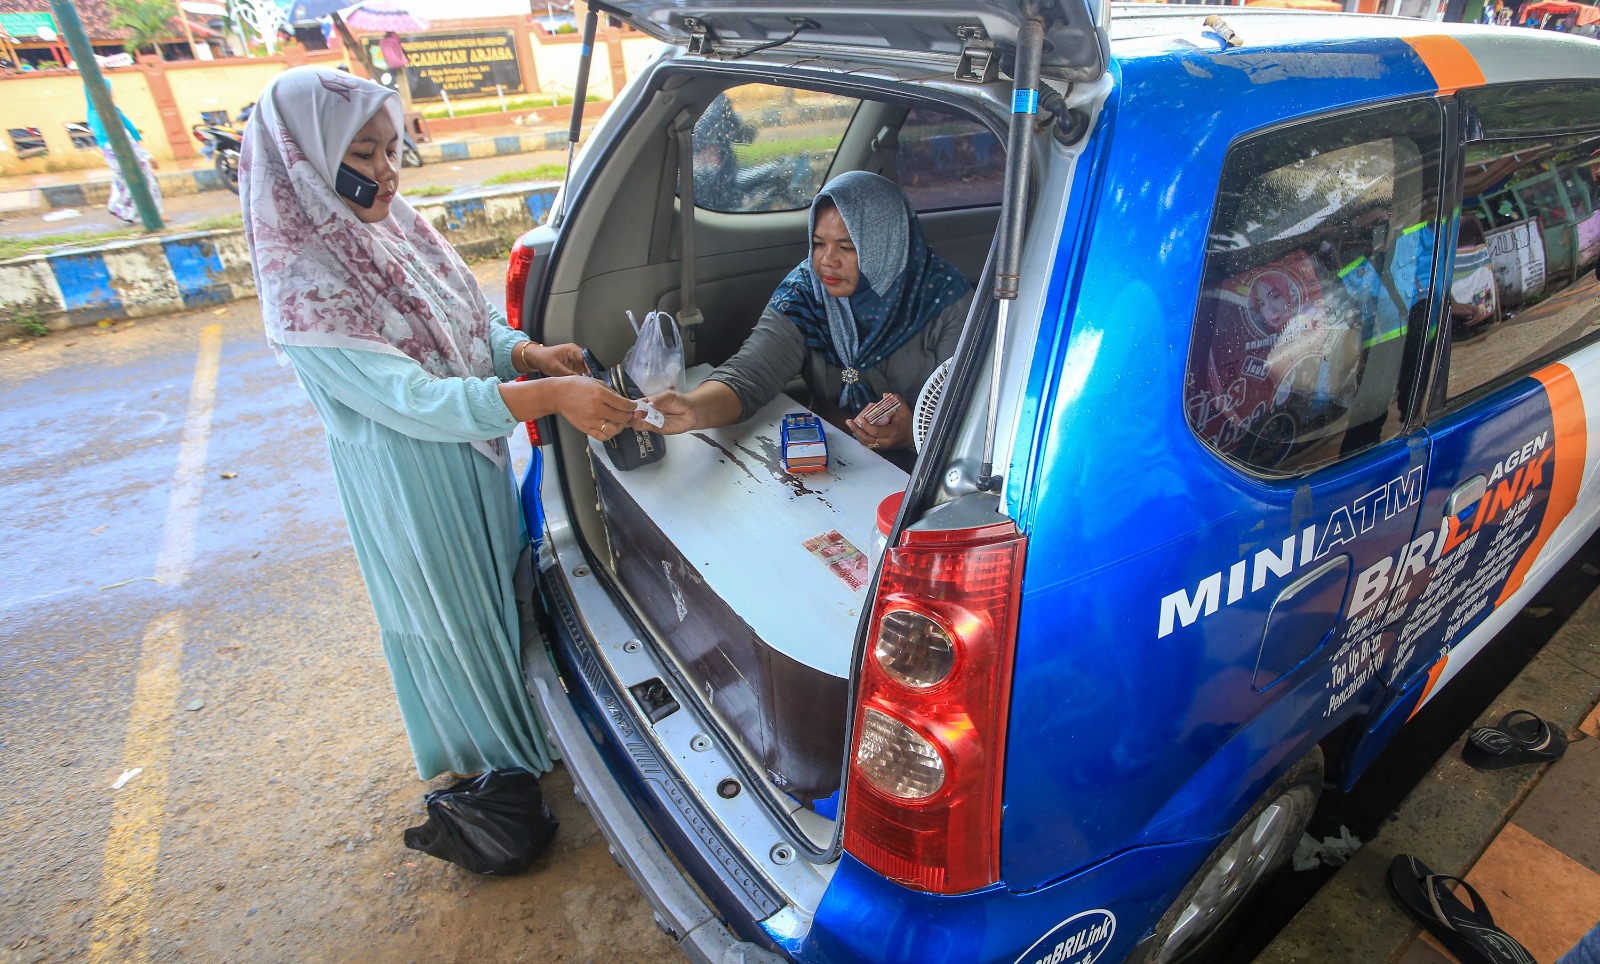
[1462,709,1567,770]
[1387,854,1535,964]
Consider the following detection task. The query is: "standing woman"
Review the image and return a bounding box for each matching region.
[85,93,163,224]
[240,67,635,781]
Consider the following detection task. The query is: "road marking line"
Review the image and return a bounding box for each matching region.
[155,323,224,588]
[88,324,223,962]
[88,612,186,964]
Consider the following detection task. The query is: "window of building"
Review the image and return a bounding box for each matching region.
[691,86,857,214]
[8,127,48,159]
[66,121,97,150]
[1442,116,1600,401]
[1185,101,1444,474]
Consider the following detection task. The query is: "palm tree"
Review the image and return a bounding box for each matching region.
[108,0,180,60]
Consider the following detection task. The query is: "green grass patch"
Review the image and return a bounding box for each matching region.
[483,164,566,186]
[190,213,244,232]
[420,94,600,120]
[12,314,48,338]
[0,229,141,262]
[733,135,840,165]
[407,184,455,197]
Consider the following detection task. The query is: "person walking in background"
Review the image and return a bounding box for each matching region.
[84,94,163,224]
[239,66,634,785]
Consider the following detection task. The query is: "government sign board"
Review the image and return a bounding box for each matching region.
[388,30,524,102]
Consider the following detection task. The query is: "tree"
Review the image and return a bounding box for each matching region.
[108,0,179,59]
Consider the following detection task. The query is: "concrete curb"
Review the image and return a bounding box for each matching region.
[1255,579,1600,963]
[1,183,557,329]
[1,129,571,216]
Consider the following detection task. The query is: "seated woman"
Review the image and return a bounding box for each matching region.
[638,171,974,454]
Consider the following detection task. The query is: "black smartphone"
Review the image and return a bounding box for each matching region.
[335,163,379,208]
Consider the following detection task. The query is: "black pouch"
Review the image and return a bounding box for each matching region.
[584,349,666,471]
[402,769,558,876]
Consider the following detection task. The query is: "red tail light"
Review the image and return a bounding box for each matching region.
[505,241,536,331]
[505,240,544,446]
[843,518,1027,894]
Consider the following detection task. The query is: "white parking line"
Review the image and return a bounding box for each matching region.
[88,323,222,962]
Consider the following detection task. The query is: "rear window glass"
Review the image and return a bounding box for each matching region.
[692,86,856,213]
[1185,101,1443,475]
[896,108,1004,212]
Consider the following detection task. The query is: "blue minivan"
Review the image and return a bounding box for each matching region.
[503,3,1600,960]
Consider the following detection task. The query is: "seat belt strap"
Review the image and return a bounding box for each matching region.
[649,124,679,266]
[871,125,899,181]
[669,109,705,333]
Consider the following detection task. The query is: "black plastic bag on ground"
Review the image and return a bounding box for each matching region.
[402,769,558,875]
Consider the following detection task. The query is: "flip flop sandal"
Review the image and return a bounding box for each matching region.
[1462,709,1568,770]
[1387,854,1535,964]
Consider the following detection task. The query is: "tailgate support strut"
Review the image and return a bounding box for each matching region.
[552,6,599,229]
[978,3,1046,491]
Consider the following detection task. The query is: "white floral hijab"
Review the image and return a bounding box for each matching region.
[241,66,504,464]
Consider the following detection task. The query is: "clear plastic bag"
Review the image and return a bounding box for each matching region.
[622,309,684,396]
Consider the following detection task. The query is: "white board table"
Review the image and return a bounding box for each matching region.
[588,373,907,801]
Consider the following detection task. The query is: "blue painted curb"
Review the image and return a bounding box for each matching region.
[2,184,558,330]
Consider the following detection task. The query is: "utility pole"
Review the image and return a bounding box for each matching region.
[49,0,163,230]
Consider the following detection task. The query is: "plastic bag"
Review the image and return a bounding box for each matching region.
[402,769,558,875]
[622,309,684,396]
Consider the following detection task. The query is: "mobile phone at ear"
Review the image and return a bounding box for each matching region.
[335,163,379,208]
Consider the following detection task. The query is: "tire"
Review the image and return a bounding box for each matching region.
[1137,746,1324,964]
[402,144,423,168]
[215,149,239,195]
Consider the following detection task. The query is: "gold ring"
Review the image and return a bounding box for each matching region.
[869,439,879,450]
[601,421,609,432]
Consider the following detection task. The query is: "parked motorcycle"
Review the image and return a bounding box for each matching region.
[193,101,421,196]
[192,104,250,195]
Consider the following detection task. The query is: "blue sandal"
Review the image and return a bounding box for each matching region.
[1387,854,1534,964]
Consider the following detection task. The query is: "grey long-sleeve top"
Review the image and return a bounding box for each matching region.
[707,290,973,421]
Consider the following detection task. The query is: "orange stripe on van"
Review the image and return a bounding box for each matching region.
[1497,363,1587,607]
[1403,36,1486,95]
[1407,654,1450,722]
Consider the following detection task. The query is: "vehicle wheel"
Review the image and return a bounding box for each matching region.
[1140,746,1323,964]
[402,144,423,168]
[216,150,239,195]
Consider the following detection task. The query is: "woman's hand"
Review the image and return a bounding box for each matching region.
[525,342,588,377]
[846,393,913,452]
[503,375,636,440]
[634,390,698,435]
[554,376,638,440]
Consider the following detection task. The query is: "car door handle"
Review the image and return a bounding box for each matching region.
[1446,474,1487,518]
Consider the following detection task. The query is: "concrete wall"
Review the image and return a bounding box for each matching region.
[0,70,166,174]
[1,184,557,329]
[0,49,341,176]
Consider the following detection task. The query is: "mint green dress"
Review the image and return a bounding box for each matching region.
[281,312,553,780]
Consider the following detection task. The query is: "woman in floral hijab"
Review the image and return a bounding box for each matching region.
[241,66,635,781]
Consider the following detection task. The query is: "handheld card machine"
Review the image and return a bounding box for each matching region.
[780,413,829,474]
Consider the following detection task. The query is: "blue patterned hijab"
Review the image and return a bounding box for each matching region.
[767,172,971,413]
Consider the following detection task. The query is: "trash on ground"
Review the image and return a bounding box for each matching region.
[403,768,558,875]
[41,209,81,222]
[220,471,238,479]
[1292,825,1362,871]
[110,767,143,790]
[187,699,205,711]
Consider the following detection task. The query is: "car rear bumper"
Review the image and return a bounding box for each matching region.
[522,569,791,964]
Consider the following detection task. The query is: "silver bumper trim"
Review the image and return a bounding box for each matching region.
[526,649,790,964]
